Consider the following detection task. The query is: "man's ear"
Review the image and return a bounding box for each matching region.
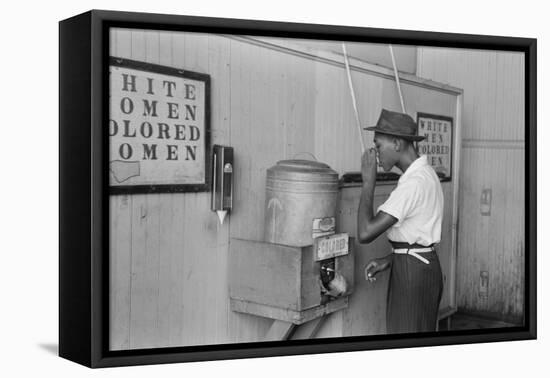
[392,137,401,151]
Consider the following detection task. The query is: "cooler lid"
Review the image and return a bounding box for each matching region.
[267,159,338,181]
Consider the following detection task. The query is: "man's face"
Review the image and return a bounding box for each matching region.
[373,133,399,172]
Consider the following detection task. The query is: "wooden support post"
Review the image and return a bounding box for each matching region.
[290,316,327,340]
[264,320,296,341]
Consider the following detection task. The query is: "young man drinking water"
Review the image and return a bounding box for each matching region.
[357,108,444,333]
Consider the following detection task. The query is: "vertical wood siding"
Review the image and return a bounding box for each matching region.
[109,29,461,349]
[417,48,525,321]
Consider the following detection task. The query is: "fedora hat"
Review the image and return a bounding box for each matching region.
[365,109,426,141]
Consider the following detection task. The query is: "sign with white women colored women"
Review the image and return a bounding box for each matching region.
[109,57,210,193]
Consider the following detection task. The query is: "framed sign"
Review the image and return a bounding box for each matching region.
[109,57,210,193]
[417,113,453,181]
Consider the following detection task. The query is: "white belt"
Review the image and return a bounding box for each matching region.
[393,247,433,264]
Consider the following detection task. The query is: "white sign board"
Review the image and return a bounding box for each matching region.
[417,113,453,180]
[314,233,349,261]
[109,58,210,193]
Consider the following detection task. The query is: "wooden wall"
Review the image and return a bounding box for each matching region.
[109,28,461,350]
[417,48,525,322]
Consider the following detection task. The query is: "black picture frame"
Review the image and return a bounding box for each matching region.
[59,9,537,368]
[416,112,454,182]
[108,56,211,194]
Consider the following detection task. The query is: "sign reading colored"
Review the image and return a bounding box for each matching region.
[314,233,349,261]
[109,58,209,192]
[417,113,453,180]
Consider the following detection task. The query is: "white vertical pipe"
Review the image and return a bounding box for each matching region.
[341,43,366,153]
[389,44,406,113]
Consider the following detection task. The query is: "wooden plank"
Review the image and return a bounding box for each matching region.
[125,30,162,350]
[228,38,253,241]
[108,195,132,350]
[109,28,117,56]
[285,52,315,159]
[145,30,160,63]
[130,29,146,61]
[456,150,476,312]
[110,27,135,349]
[247,43,276,241]
[264,320,296,341]
[115,28,132,59]
[178,31,217,346]
[229,239,302,310]
[157,193,186,346]
[226,39,273,343]
[488,148,508,315]
[449,93,463,312]
[291,317,326,340]
[171,29,185,69]
[437,183,455,311]
[108,27,133,351]
[163,31,190,347]
[208,35,232,343]
[438,306,457,320]
[316,311,343,338]
[486,52,499,141]
[231,297,348,325]
[155,31,186,348]
[128,194,160,349]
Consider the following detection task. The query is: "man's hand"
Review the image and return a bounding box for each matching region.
[364,256,391,282]
[361,148,378,184]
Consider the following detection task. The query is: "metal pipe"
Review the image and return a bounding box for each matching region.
[389,44,407,113]
[341,43,366,153]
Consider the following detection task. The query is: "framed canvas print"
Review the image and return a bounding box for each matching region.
[59,10,536,368]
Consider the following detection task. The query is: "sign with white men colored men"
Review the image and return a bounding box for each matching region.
[416,113,453,181]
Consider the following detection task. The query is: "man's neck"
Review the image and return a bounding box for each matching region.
[396,149,420,173]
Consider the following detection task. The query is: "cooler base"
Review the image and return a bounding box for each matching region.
[230,297,348,325]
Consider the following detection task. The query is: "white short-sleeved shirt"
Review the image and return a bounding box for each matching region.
[376,155,444,246]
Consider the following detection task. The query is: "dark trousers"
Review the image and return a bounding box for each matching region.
[386,251,443,334]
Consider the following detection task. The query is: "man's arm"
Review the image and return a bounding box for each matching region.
[357,188,397,243]
[357,149,397,244]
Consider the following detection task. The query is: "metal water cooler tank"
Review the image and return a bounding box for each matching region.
[264,159,339,247]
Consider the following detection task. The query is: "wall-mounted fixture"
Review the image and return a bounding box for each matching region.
[211,145,234,224]
[481,188,492,216]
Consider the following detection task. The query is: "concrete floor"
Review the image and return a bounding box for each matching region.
[438,312,519,331]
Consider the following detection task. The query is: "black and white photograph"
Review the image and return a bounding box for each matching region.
[106,27,528,350]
